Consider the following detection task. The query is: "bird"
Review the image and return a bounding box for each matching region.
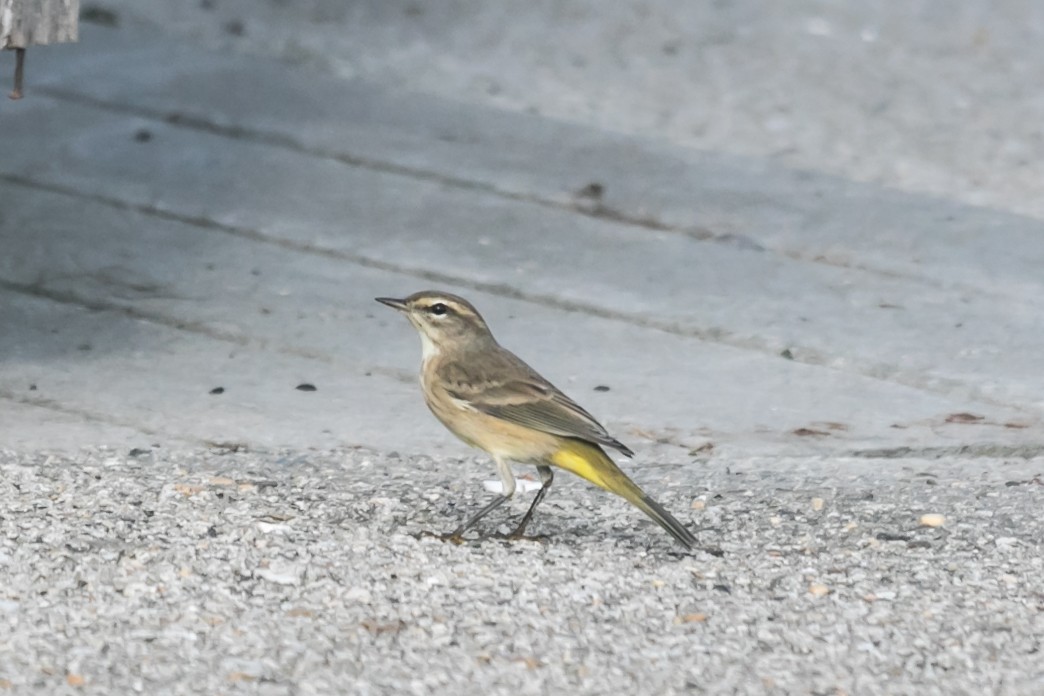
[375,290,697,549]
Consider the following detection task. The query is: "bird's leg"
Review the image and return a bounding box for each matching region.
[441,457,516,542]
[506,465,554,540]
[441,494,509,542]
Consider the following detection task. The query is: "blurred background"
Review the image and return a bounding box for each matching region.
[2,0,1043,456]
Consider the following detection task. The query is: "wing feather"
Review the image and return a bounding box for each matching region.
[439,352,634,457]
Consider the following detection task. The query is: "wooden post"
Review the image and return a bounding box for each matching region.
[1,0,80,99]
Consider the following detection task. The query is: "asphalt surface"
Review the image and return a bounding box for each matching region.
[2,448,1042,694]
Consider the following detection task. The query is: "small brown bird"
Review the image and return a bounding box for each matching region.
[376,291,696,548]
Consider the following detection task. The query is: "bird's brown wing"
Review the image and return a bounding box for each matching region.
[440,353,634,457]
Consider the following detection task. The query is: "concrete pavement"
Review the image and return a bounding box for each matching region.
[3,24,1043,456]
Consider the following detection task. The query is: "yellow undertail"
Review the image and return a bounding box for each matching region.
[550,439,696,548]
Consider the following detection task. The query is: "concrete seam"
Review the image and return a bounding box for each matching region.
[0,172,1035,415]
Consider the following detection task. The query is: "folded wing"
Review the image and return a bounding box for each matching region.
[442,355,634,458]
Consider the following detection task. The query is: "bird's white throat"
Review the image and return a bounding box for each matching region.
[419,331,440,364]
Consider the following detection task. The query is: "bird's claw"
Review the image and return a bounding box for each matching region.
[491,531,550,543]
[414,529,468,544]
[413,529,549,544]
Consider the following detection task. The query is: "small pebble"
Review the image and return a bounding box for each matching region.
[678,613,708,623]
[919,513,946,527]
[808,583,831,597]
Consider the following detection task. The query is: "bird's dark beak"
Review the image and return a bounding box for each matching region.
[375,297,409,312]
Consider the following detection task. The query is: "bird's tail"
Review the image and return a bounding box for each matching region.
[550,439,697,549]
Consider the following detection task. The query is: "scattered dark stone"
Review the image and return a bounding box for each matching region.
[208,441,247,453]
[945,412,985,424]
[792,427,830,437]
[224,19,245,36]
[688,442,714,457]
[209,387,225,395]
[207,526,218,538]
[77,343,92,351]
[876,531,911,542]
[593,385,610,392]
[713,584,732,594]
[133,128,152,143]
[907,540,932,549]
[29,384,37,390]
[575,182,605,200]
[128,448,148,457]
[779,348,794,360]
[296,383,317,392]
[81,5,119,27]
[682,227,715,242]
[1005,477,1044,487]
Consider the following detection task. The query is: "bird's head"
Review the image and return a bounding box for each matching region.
[376,291,495,359]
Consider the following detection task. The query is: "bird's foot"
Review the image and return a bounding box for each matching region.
[414,529,468,545]
[491,530,550,543]
[413,529,549,544]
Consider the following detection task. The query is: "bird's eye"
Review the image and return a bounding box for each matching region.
[430,303,448,316]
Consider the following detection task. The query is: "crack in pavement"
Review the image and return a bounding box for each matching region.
[0,172,1038,418]
[0,388,200,446]
[0,276,414,384]
[35,87,1044,311]
[848,443,1044,460]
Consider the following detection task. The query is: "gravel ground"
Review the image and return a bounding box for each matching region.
[1,449,1041,694]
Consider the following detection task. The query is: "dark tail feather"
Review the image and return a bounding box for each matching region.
[629,491,698,549]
